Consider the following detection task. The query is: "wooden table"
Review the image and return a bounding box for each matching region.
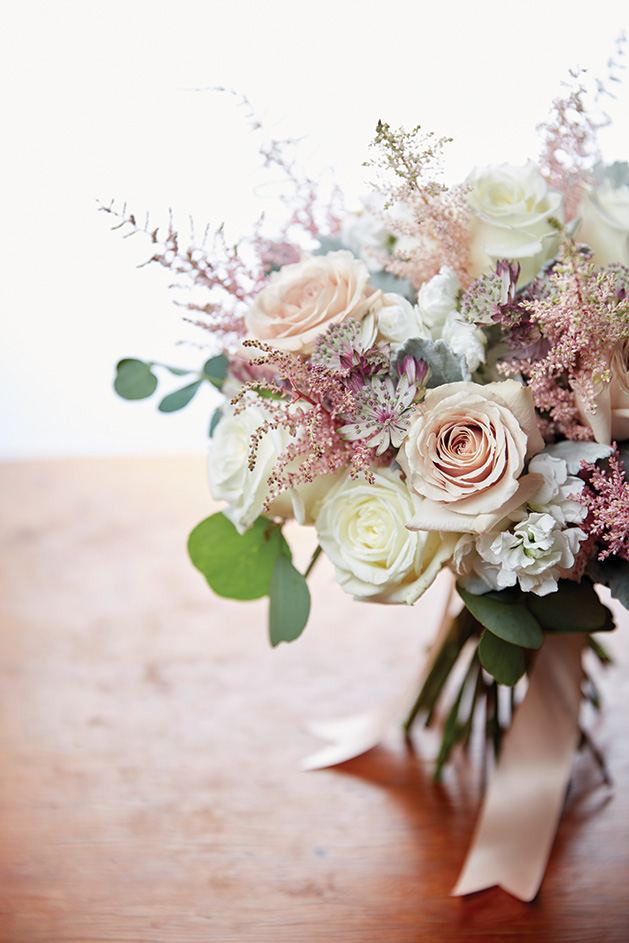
[0,455,627,942]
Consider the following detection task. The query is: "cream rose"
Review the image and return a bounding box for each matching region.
[244,250,382,355]
[208,400,337,534]
[314,467,456,603]
[398,380,545,534]
[578,179,629,266]
[576,339,629,444]
[466,163,564,286]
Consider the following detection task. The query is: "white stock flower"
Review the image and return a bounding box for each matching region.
[453,454,587,596]
[466,163,564,286]
[525,454,586,525]
[314,467,456,603]
[417,266,460,329]
[376,292,426,348]
[417,266,486,373]
[474,512,586,596]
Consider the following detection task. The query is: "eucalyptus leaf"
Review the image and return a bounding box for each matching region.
[188,513,290,601]
[209,408,223,437]
[458,586,543,649]
[587,556,629,609]
[478,631,527,686]
[268,554,311,646]
[158,380,203,413]
[162,365,193,376]
[527,578,615,633]
[114,358,158,400]
[313,236,344,256]
[203,354,229,389]
[366,270,415,300]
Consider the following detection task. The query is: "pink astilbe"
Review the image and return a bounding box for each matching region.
[537,37,626,221]
[365,121,472,290]
[98,202,265,348]
[536,69,600,221]
[259,137,345,242]
[576,450,629,561]
[504,241,629,440]
[230,338,383,509]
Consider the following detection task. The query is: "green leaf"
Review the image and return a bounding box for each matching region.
[587,555,629,609]
[209,408,223,437]
[203,354,229,389]
[268,554,311,646]
[458,586,543,649]
[188,513,290,600]
[527,578,616,633]
[114,358,158,400]
[162,365,193,376]
[158,380,202,413]
[478,631,526,686]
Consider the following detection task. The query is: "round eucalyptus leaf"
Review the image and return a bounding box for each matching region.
[188,513,290,601]
[114,359,158,400]
[158,380,202,413]
[478,631,527,686]
[458,586,543,649]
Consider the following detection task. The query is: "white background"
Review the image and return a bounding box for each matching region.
[2,1,628,459]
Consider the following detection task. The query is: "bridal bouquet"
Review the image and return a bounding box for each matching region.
[107,63,629,900]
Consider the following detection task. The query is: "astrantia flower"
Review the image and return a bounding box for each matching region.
[474,512,586,595]
[338,375,418,455]
[339,359,427,456]
[311,318,387,377]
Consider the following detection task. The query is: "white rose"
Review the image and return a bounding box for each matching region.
[578,179,629,266]
[314,467,456,603]
[208,400,337,534]
[376,292,425,347]
[466,164,564,286]
[244,250,382,356]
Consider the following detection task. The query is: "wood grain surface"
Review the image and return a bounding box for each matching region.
[0,455,627,943]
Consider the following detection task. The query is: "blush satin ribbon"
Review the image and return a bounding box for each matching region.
[451,631,584,901]
[302,578,585,902]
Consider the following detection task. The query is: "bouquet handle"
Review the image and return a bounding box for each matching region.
[452,632,584,901]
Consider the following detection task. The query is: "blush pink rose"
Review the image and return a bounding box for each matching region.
[398,380,545,534]
[244,250,382,355]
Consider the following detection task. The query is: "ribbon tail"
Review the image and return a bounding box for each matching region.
[451,633,584,902]
[301,572,459,771]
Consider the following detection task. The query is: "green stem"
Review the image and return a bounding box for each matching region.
[304,545,322,580]
[402,609,478,734]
